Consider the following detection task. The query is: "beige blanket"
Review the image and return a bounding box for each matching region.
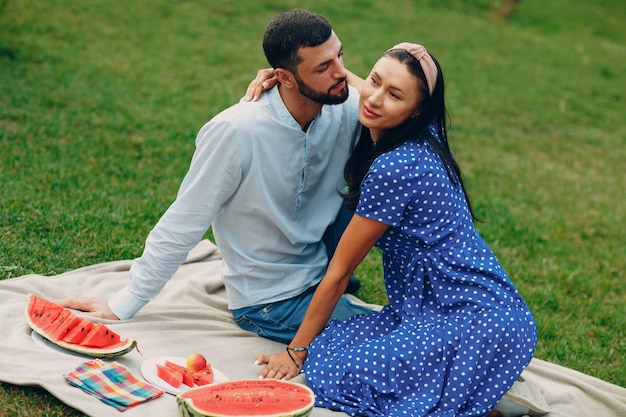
[1,240,625,417]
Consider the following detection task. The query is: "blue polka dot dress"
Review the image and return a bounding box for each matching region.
[303,139,538,417]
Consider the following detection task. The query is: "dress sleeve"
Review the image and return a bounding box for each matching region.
[355,145,423,227]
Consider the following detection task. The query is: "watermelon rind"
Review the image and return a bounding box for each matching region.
[25,294,137,358]
[176,379,314,417]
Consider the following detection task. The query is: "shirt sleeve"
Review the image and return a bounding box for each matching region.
[109,120,244,319]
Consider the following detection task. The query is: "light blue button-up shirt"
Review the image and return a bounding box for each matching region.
[109,86,360,318]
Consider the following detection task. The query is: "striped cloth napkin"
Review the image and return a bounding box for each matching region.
[64,359,164,411]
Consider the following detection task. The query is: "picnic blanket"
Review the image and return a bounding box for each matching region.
[1,239,625,417]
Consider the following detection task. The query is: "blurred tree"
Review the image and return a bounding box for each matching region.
[495,0,521,20]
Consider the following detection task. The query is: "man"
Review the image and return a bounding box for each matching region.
[59,9,373,344]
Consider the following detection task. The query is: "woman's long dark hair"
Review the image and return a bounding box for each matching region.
[343,49,478,220]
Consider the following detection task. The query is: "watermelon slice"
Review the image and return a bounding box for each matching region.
[38,308,72,334]
[177,379,315,417]
[192,364,214,386]
[62,319,94,344]
[48,315,83,340]
[25,294,137,357]
[164,360,195,387]
[156,364,183,388]
[79,323,121,347]
[28,296,55,318]
[157,360,213,388]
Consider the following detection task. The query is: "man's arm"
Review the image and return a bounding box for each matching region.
[59,120,242,320]
[56,297,119,319]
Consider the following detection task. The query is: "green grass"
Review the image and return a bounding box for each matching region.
[1,0,625,415]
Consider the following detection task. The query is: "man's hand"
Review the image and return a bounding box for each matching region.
[255,350,305,380]
[243,68,278,102]
[55,297,119,320]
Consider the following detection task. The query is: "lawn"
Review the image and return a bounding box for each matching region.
[1,0,624,415]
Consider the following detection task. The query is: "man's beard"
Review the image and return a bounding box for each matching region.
[294,74,349,105]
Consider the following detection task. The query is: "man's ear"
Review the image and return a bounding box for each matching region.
[275,68,297,88]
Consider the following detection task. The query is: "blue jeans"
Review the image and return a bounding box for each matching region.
[233,284,375,344]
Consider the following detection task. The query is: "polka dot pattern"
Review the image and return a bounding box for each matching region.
[304,140,537,417]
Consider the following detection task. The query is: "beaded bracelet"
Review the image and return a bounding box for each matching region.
[285,346,308,367]
[286,346,309,352]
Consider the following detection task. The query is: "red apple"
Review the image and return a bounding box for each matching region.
[186,353,207,372]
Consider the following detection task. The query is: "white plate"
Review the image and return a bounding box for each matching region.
[141,356,228,395]
[31,330,93,358]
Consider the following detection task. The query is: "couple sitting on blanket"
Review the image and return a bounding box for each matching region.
[58,9,537,417]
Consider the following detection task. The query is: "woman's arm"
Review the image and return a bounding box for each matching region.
[256,214,389,380]
[243,68,365,102]
[346,69,364,91]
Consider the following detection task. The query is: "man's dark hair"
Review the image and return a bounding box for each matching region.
[263,9,333,72]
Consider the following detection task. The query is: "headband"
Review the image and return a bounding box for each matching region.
[387,43,437,96]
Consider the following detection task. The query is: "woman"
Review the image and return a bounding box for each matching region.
[257,44,537,417]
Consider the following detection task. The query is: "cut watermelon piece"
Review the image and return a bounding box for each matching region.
[156,364,183,388]
[40,309,73,334]
[79,323,121,348]
[62,319,94,344]
[192,364,214,386]
[31,305,64,328]
[25,294,137,357]
[164,360,195,387]
[48,315,83,340]
[28,296,55,318]
[177,379,315,417]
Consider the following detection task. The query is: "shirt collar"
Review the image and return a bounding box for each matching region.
[267,86,321,131]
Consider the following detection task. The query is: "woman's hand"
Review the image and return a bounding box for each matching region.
[55,297,120,320]
[255,350,306,380]
[243,68,278,102]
